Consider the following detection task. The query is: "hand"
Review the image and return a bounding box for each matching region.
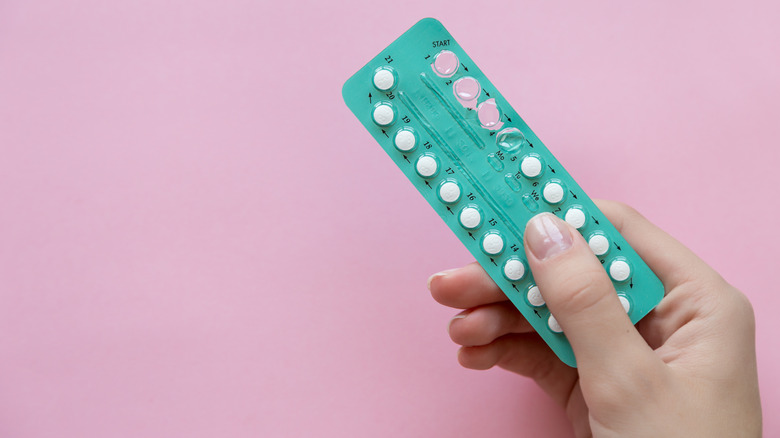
[428,200,761,437]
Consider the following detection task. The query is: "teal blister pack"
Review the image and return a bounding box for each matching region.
[342,18,664,367]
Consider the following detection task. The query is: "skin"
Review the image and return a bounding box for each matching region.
[428,200,761,437]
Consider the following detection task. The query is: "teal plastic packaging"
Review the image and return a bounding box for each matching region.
[342,18,663,367]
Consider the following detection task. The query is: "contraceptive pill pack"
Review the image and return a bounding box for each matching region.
[342,18,664,367]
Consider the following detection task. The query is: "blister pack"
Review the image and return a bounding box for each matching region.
[342,18,663,366]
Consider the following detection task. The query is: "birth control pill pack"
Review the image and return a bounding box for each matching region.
[342,18,663,367]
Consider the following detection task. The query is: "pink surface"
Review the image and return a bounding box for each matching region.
[0,1,778,436]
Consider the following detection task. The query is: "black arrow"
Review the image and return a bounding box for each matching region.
[511,284,518,291]
[528,142,534,148]
[592,216,600,225]
[569,191,578,199]
[490,258,496,266]
[425,181,431,189]
[382,129,388,138]
[548,165,555,174]
[485,91,490,97]
[446,206,453,215]
[462,64,469,72]
[489,132,495,136]
[403,155,409,163]
[468,232,475,240]
[368,92,372,103]
[533,309,540,318]
[629,278,634,288]
[615,242,622,251]
[505,114,512,122]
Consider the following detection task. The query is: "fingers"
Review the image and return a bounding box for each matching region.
[594,199,719,291]
[458,333,578,408]
[428,262,507,309]
[524,213,662,377]
[448,301,533,346]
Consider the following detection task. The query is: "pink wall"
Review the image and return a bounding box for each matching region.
[0,1,777,436]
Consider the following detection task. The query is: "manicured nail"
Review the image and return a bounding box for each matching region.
[427,268,457,290]
[525,213,573,260]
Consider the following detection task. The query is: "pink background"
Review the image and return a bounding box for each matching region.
[1,1,778,436]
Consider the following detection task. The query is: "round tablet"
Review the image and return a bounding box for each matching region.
[548,314,563,333]
[588,234,610,256]
[477,99,501,128]
[542,182,564,204]
[481,232,504,255]
[438,181,461,203]
[394,129,416,152]
[609,260,631,282]
[520,156,542,178]
[459,207,482,229]
[372,103,395,126]
[433,50,459,77]
[564,207,587,229]
[453,76,481,101]
[618,295,631,313]
[527,285,545,307]
[373,68,395,91]
[415,155,438,178]
[503,259,525,281]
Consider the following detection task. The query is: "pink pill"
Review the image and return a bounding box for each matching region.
[432,50,459,77]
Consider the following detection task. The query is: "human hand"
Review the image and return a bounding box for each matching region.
[428,200,761,437]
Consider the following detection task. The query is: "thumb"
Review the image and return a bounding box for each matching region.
[524,213,658,375]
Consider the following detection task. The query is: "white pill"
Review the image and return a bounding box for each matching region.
[416,155,438,177]
[548,314,563,333]
[520,156,542,178]
[372,103,395,126]
[394,130,416,151]
[543,182,564,204]
[588,234,609,256]
[564,207,586,229]
[459,207,481,229]
[503,259,525,281]
[527,285,545,307]
[439,181,461,203]
[618,295,631,313]
[482,233,504,255]
[609,260,631,282]
[373,69,395,91]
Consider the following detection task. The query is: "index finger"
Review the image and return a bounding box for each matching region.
[595,200,719,292]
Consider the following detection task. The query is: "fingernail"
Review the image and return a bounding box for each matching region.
[448,312,469,332]
[427,268,457,290]
[525,213,573,260]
